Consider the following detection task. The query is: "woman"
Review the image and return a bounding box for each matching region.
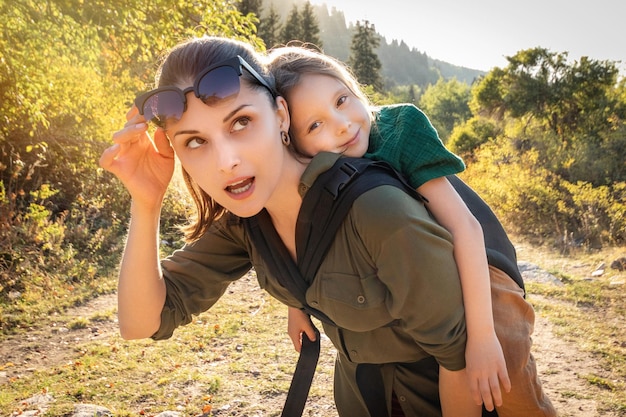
[99,36,472,417]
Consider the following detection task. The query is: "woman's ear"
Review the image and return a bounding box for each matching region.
[275,96,290,132]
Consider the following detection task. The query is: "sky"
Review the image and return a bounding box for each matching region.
[308,0,625,73]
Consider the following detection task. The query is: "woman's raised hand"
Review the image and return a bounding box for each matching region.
[99,107,175,210]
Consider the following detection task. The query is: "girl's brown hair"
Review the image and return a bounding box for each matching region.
[267,46,373,150]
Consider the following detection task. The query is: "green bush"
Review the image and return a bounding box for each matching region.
[460,141,626,247]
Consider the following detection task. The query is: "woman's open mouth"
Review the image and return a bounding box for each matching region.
[226,177,254,195]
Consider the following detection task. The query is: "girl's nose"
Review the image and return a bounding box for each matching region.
[337,114,351,135]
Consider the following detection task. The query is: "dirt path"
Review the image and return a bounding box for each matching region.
[0,270,619,416]
[531,296,619,417]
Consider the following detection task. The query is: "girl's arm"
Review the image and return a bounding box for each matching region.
[417,177,511,411]
[99,108,175,339]
[287,307,317,352]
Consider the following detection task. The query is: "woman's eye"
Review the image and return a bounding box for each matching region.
[336,95,347,107]
[186,137,206,149]
[232,116,251,132]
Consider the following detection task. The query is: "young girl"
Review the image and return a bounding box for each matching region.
[267,46,556,417]
[100,35,481,417]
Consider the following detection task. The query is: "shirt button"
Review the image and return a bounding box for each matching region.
[357,295,366,304]
[399,395,406,402]
[350,350,358,358]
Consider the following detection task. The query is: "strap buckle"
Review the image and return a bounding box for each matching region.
[324,162,359,199]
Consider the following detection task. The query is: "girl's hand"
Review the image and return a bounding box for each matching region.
[99,107,175,210]
[287,307,316,352]
[465,333,511,411]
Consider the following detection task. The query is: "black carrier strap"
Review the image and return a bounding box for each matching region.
[296,158,422,281]
[445,175,524,292]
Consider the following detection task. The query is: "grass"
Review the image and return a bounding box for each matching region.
[0,273,333,416]
[1,240,625,416]
[516,238,626,415]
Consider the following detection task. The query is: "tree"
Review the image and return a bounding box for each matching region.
[419,78,472,141]
[300,1,322,49]
[237,0,262,16]
[280,4,302,43]
[470,47,626,185]
[259,3,282,49]
[0,0,263,308]
[348,20,383,92]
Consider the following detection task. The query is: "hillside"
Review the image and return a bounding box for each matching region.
[261,0,485,87]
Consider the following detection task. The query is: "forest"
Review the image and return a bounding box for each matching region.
[1,0,625,333]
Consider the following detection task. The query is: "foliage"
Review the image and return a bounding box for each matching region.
[453,47,626,246]
[0,0,264,331]
[447,116,499,157]
[299,1,323,48]
[237,0,263,16]
[258,2,283,49]
[276,1,322,48]
[348,20,383,93]
[418,77,472,140]
[280,4,302,43]
[460,140,626,246]
[470,47,626,185]
[378,39,440,89]
[257,0,483,86]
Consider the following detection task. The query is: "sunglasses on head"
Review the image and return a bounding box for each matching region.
[134,55,276,128]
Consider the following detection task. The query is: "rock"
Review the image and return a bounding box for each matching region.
[517,261,564,286]
[610,257,626,271]
[72,404,113,417]
[22,393,54,407]
[17,393,54,416]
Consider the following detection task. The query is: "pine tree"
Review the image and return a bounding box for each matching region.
[237,0,263,16]
[258,3,282,49]
[280,4,302,44]
[348,20,383,92]
[300,1,322,49]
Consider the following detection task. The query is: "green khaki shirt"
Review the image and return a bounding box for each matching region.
[155,152,466,372]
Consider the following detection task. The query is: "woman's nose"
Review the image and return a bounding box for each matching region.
[215,142,241,173]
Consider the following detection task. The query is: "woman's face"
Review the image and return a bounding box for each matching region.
[166,84,290,218]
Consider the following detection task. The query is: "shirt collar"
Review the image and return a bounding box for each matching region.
[298,152,342,198]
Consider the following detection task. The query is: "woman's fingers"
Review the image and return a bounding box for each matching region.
[126,104,140,121]
[113,122,148,145]
[153,128,174,157]
[98,143,120,171]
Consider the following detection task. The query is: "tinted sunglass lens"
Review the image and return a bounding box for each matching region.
[197,66,240,104]
[143,90,184,127]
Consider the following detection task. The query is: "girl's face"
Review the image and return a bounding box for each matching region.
[287,74,371,158]
[166,84,290,218]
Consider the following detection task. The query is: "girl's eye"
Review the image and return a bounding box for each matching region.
[186,137,206,149]
[308,121,321,133]
[232,116,251,132]
[336,95,347,107]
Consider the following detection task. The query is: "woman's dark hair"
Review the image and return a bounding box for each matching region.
[155,36,276,242]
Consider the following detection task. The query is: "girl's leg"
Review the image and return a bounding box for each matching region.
[489,266,556,417]
[439,366,482,417]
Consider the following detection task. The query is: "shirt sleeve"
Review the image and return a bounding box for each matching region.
[351,186,467,370]
[153,214,253,340]
[367,104,465,189]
